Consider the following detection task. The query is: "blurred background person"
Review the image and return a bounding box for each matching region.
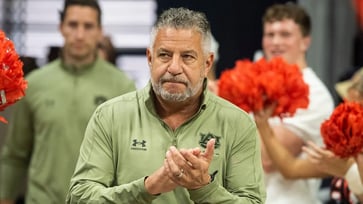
[254,72,363,203]
[0,0,136,203]
[257,3,334,204]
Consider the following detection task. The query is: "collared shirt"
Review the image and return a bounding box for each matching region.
[67,81,266,204]
[0,57,136,204]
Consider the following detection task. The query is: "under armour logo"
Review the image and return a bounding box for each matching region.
[131,139,147,151]
[132,139,146,147]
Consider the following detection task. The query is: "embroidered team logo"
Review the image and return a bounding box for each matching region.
[199,133,221,149]
[131,139,147,151]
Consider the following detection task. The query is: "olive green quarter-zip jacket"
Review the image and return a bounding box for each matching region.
[67,82,266,204]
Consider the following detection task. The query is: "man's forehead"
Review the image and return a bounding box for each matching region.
[64,6,99,22]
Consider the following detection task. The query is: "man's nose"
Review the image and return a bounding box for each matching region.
[167,56,182,75]
[75,26,86,39]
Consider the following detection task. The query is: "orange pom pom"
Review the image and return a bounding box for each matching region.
[0,30,28,123]
[218,57,309,118]
[321,102,363,158]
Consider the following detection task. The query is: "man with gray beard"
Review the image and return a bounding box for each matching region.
[66,7,265,204]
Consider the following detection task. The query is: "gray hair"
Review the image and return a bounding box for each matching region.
[149,7,212,55]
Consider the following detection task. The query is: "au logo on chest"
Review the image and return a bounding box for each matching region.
[199,133,221,149]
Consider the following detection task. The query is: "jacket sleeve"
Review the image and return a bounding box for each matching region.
[189,117,266,204]
[0,99,34,199]
[66,107,158,204]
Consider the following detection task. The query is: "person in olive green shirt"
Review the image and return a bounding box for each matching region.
[0,1,136,204]
[67,7,265,204]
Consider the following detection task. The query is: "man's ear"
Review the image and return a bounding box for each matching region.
[146,48,152,68]
[301,36,311,52]
[59,23,64,37]
[98,29,104,43]
[204,52,215,77]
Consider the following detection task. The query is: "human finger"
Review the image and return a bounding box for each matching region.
[302,145,322,164]
[306,141,334,158]
[202,139,215,162]
[165,149,185,179]
[163,158,184,184]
